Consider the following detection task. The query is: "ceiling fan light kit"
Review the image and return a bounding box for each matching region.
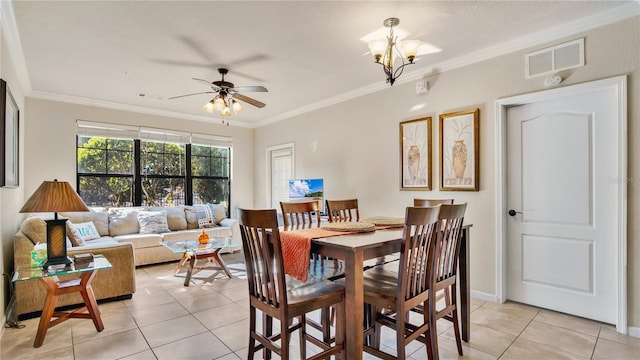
[368,17,421,86]
[169,68,267,119]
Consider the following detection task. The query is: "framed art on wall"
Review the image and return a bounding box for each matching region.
[1,79,19,187]
[400,116,432,190]
[439,108,479,191]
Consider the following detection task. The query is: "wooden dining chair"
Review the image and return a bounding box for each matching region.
[360,206,441,360]
[280,200,322,228]
[237,208,345,359]
[413,198,454,207]
[279,200,341,343]
[412,203,468,358]
[325,199,359,222]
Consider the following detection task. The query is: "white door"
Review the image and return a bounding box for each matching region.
[505,79,624,324]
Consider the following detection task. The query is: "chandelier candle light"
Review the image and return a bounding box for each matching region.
[20,180,90,269]
[368,17,421,85]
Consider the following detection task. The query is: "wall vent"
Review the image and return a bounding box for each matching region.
[525,38,584,79]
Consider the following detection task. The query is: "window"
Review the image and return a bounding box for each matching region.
[191,144,230,206]
[77,136,134,207]
[76,121,231,209]
[141,140,186,206]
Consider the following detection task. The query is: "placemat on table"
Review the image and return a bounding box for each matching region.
[359,216,404,228]
[321,221,375,232]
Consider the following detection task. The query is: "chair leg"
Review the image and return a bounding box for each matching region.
[298,315,306,360]
[396,309,406,359]
[263,313,272,360]
[335,298,345,360]
[321,306,331,343]
[451,286,463,356]
[371,306,382,350]
[423,305,435,359]
[248,307,257,359]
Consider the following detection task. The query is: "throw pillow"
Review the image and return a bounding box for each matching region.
[194,204,216,228]
[210,203,227,223]
[184,206,199,229]
[137,211,170,234]
[69,221,101,243]
[66,221,85,247]
[149,206,187,231]
[108,207,143,236]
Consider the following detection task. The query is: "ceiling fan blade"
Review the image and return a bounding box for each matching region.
[192,78,222,91]
[235,85,268,92]
[168,91,215,100]
[233,93,266,108]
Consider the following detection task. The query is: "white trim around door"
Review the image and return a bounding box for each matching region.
[495,75,627,333]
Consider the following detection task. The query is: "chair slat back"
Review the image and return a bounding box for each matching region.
[326,199,359,223]
[399,206,441,301]
[280,201,321,229]
[413,198,454,207]
[433,203,467,282]
[238,208,286,309]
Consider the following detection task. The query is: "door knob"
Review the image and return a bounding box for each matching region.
[508,209,522,217]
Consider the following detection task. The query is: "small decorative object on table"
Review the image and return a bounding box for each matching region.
[73,253,94,268]
[198,229,210,244]
[321,221,375,233]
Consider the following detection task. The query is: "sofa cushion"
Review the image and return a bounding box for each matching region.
[20,217,47,245]
[60,210,109,236]
[149,206,187,231]
[67,221,100,246]
[66,221,84,247]
[184,206,199,229]
[113,233,163,249]
[137,210,170,234]
[109,207,145,236]
[211,204,227,223]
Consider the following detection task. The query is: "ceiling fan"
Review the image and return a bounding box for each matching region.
[169,68,268,116]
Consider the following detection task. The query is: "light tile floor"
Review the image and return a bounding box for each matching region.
[2,252,639,359]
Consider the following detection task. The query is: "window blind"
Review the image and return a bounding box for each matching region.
[76,120,139,140]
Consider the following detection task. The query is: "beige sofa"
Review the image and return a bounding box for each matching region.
[62,204,241,267]
[13,204,240,316]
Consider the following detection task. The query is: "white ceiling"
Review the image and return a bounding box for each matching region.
[6,1,637,128]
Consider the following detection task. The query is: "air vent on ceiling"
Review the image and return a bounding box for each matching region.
[525,38,584,79]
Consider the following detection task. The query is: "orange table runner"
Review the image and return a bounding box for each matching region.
[280,228,351,282]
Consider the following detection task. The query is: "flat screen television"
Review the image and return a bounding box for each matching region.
[288,178,324,214]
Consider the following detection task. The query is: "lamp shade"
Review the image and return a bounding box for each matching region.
[20,180,90,213]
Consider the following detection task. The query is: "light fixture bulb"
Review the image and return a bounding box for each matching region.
[213,97,225,111]
[202,100,215,114]
[399,40,420,61]
[232,100,242,114]
[221,106,231,117]
[368,39,388,62]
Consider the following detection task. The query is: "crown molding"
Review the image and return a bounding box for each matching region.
[1,0,32,95]
[257,2,639,126]
[28,91,254,128]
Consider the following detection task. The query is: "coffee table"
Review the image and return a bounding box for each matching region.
[161,237,233,286]
[12,255,112,347]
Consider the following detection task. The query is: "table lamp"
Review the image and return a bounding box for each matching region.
[20,179,90,269]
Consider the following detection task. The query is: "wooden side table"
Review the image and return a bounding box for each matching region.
[12,255,112,347]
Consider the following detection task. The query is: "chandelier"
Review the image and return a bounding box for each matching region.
[368,18,421,85]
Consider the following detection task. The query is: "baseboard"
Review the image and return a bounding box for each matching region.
[471,290,499,303]
[628,326,640,338]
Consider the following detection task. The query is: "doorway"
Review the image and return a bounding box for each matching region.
[496,76,627,332]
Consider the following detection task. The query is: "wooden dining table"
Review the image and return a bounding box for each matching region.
[309,225,472,359]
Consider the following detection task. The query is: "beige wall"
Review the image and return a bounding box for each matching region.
[0,22,27,329]
[254,18,640,328]
[23,98,255,212]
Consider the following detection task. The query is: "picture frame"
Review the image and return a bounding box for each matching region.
[1,79,19,187]
[439,108,479,191]
[400,116,432,191]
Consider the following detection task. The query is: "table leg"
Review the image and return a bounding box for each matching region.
[460,226,470,342]
[184,253,196,286]
[34,271,103,347]
[344,250,364,360]
[210,250,232,278]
